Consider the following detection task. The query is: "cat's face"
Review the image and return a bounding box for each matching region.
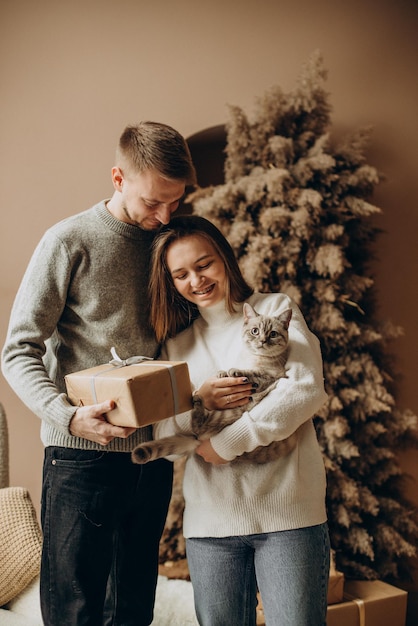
[242,303,291,356]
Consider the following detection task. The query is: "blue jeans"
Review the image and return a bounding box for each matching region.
[40,447,173,626]
[186,523,330,626]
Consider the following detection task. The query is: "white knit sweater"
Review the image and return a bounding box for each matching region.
[156,292,328,538]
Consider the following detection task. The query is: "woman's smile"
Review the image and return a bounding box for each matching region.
[193,283,215,296]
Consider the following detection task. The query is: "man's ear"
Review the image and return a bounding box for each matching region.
[111,166,124,191]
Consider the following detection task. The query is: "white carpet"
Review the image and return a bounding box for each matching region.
[1,574,198,626]
[151,576,198,625]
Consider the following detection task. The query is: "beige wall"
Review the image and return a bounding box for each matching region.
[1,0,417,592]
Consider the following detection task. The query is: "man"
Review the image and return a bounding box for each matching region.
[1,122,197,626]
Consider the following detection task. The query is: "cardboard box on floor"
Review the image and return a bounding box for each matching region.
[328,570,345,604]
[65,359,192,427]
[254,579,406,626]
[327,580,407,626]
[328,551,345,605]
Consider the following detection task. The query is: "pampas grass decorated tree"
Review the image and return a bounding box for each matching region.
[186,52,418,581]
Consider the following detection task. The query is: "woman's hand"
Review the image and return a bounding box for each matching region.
[196,376,254,410]
[196,439,229,465]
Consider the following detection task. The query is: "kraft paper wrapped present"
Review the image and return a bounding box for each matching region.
[327,550,345,605]
[326,580,407,626]
[65,349,193,428]
[327,570,345,605]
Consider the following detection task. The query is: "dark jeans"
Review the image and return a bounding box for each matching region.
[40,447,173,626]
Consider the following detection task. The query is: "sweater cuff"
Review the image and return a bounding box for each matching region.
[210,411,258,461]
[172,411,193,433]
[153,411,192,439]
[44,394,78,436]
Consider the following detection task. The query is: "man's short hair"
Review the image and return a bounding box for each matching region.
[116,121,197,185]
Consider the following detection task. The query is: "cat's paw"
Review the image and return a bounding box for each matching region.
[227,369,244,378]
[131,445,152,464]
[217,370,228,378]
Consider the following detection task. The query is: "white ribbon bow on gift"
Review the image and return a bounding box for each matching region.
[109,347,153,367]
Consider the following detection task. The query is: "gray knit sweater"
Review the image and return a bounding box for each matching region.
[1,201,159,451]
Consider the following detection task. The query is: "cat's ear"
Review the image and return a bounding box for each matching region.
[243,302,258,321]
[278,308,292,330]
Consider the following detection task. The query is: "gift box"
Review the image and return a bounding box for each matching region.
[326,580,407,626]
[328,570,345,605]
[328,550,345,605]
[65,352,193,428]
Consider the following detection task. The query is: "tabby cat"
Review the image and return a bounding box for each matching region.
[132,302,298,465]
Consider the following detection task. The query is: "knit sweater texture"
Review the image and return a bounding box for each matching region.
[1,201,158,451]
[156,292,328,538]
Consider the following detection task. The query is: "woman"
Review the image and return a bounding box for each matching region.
[150,215,330,626]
